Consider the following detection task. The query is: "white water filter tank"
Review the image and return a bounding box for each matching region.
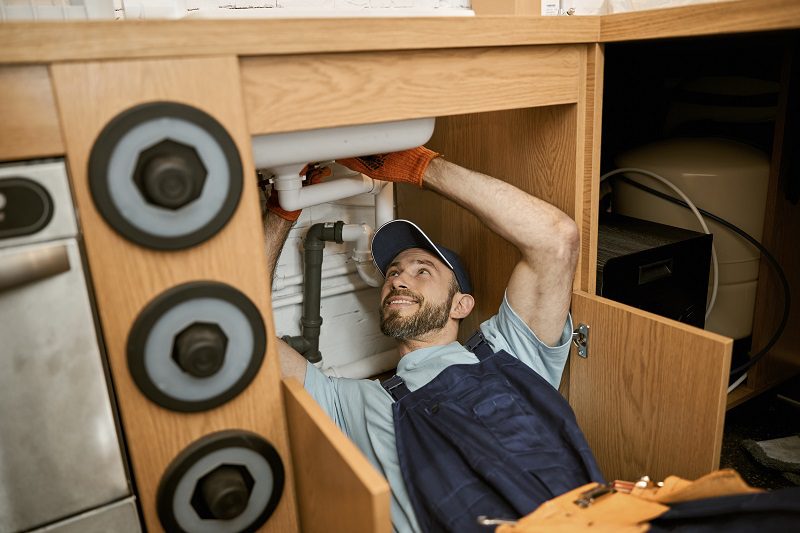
[612,137,770,340]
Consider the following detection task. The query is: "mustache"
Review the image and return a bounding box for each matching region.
[382,289,423,308]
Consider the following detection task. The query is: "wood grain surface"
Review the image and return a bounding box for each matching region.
[283,378,391,533]
[0,17,598,65]
[747,37,800,396]
[241,45,582,135]
[472,0,539,16]
[50,57,298,532]
[578,43,604,295]
[601,0,800,42]
[0,65,63,162]
[569,292,732,482]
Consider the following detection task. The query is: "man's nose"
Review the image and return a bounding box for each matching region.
[391,273,410,289]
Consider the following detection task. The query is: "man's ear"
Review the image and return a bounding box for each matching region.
[450,293,475,320]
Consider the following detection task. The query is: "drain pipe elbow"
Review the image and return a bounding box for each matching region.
[284,221,344,364]
[271,164,306,211]
[342,223,384,288]
[275,170,377,212]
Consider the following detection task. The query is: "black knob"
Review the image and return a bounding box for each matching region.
[141,155,198,209]
[173,323,227,378]
[199,465,251,520]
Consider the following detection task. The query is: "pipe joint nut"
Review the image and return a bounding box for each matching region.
[301,317,322,329]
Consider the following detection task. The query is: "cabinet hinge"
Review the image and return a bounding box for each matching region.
[572,323,590,358]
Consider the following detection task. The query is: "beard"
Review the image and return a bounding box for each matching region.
[380,289,452,341]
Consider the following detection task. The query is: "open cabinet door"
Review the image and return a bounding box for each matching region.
[569,291,733,482]
[283,378,391,533]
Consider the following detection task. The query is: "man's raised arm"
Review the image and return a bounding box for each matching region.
[339,149,579,346]
[261,177,315,384]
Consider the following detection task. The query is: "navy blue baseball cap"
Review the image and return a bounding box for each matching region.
[371,219,472,294]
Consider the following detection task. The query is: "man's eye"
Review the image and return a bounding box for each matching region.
[387,271,399,277]
[418,269,430,275]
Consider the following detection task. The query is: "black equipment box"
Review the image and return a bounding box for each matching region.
[597,213,712,329]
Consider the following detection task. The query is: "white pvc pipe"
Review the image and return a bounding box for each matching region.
[273,171,377,211]
[375,182,394,229]
[341,223,366,243]
[251,118,435,169]
[251,117,433,212]
[357,263,383,288]
[342,223,383,288]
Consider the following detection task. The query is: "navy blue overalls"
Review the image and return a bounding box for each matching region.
[382,331,605,533]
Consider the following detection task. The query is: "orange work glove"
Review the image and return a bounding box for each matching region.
[261,164,331,221]
[337,146,440,188]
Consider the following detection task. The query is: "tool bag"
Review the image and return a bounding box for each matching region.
[495,469,800,532]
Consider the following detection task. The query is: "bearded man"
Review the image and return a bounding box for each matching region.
[264,148,604,533]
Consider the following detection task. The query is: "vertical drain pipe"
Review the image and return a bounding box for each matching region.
[375,182,394,229]
[283,221,344,363]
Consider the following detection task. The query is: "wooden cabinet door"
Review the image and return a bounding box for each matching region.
[569,291,732,482]
[283,379,391,533]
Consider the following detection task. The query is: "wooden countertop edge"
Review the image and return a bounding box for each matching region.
[1,0,798,64]
[600,0,800,42]
[0,16,599,64]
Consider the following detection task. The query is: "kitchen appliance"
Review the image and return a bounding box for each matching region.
[597,213,713,328]
[613,137,770,339]
[0,160,140,532]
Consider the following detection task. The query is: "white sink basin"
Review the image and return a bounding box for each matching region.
[251,117,435,211]
[251,117,436,171]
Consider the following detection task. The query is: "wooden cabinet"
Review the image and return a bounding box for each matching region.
[0,3,798,529]
[599,30,800,410]
[48,56,301,532]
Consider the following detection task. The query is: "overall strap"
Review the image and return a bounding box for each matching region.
[381,330,493,402]
[463,330,494,361]
[382,374,411,401]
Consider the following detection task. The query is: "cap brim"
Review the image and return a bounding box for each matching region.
[371,219,456,277]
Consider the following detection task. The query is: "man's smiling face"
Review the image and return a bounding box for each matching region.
[379,248,459,341]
